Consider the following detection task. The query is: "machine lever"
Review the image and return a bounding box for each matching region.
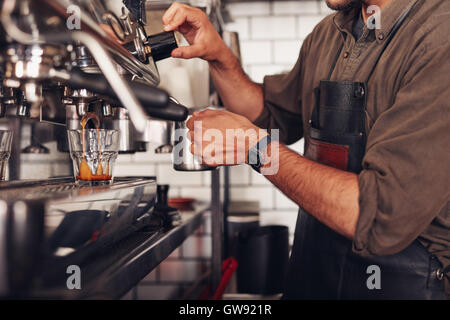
[67,68,188,121]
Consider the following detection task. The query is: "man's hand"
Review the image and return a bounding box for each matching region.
[163,3,264,124]
[185,109,268,166]
[162,2,230,62]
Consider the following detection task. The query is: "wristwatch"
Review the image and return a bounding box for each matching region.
[247,134,272,173]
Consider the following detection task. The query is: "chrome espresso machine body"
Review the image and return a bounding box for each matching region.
[0,0,189,297]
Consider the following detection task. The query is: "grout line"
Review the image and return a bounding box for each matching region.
[270,39,274,64]
[260,207,299,212]
[237,13,324,20]
[248,15,252,40]
[249,16,253,41]
[272,187,276,210]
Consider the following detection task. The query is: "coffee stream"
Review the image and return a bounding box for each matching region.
[78,113,111,181]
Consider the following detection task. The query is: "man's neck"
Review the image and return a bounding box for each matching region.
[361,0,392,23]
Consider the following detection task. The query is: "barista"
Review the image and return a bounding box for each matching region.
[163,0,450,299]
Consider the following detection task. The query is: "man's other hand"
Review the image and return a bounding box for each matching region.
[186,109,268,166]
[162,2,228,62]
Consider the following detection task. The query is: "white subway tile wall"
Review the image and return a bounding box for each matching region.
[225,1,331,83]
[240,40,272,64]
[226,2,271,17]
[19,125,72,180]
[272,1,320,15]
[251,16,297,39]
[273,40,303,65]
[297,15,325,38]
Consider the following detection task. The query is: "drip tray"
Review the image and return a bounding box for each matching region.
[0,176,158,296]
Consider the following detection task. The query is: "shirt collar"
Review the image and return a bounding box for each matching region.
[333,0,419,43]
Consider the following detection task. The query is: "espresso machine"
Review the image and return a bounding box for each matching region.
[0,0,194,298]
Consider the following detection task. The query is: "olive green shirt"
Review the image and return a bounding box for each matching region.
[254,0,450,296]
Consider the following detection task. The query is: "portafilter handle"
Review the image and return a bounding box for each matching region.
[147,31,179,62]
[123,31,178,63]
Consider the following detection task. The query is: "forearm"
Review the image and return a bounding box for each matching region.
[209,51,264,122]
[264,142,360,239]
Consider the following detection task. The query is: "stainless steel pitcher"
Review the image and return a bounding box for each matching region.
[172,105,217,172]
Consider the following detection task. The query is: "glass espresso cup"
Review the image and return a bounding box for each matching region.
[0,130,13,181]
[67,129,120,185]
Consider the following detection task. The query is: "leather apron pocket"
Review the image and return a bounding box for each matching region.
[306,126,366,173]
[306,81,367,174]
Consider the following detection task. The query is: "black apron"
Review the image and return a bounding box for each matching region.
[284,3,446,299]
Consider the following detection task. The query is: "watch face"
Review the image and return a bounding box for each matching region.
[248,134,270,173]
[248,148,262,172]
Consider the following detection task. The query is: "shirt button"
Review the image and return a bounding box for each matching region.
[343,52,349,58]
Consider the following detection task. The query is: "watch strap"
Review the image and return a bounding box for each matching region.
[248,134,271,173]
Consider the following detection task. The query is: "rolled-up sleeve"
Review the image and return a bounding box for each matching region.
[253,36,312,145]
[353,42,450,257]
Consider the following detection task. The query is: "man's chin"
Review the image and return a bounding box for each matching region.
[326,0,364,11]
